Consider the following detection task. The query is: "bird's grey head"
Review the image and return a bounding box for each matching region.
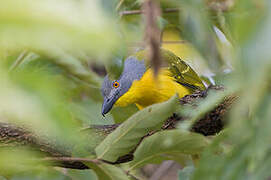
[101,56,146,116]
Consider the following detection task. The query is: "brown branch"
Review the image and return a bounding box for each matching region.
[143,0,162,76]
[0,86,237,170]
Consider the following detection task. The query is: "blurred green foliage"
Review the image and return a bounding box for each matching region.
[0,0,271,179]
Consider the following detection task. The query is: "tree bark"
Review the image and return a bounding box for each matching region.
[0,86,237,169]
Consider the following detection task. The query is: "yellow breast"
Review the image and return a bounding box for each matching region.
[115,68,191,109]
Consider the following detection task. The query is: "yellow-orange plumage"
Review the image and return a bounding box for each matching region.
[101,48,205,115]
[115,68,191,109]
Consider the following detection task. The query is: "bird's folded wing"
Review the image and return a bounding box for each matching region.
[162,50,206,91]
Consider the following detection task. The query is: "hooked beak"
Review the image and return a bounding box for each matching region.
[101,96,117,116]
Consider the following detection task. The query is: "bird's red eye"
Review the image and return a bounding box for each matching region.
[113,81,119,88]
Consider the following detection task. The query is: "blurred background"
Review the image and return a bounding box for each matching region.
[0,0,271,179]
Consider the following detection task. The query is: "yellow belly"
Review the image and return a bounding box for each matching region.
[115,68,191,109]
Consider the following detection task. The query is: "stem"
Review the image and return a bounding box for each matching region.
[9,50,28,72]
[119,8,180,16]
[42,157,100,164]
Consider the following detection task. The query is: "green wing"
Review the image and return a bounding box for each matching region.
[134,48,206,91]
[161,49,206,91]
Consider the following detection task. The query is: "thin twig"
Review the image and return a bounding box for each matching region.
[119,8,179,16]
[127,40,187,47]
[125,171,141,180]
[9,50,28,72]
[42,157,100,164]
[116,0,125,11]
[161,40,187,44]
[45,157,140,179]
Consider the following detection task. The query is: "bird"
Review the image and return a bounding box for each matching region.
[101,48,206,116]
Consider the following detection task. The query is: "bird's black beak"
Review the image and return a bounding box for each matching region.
[101,96,117,116]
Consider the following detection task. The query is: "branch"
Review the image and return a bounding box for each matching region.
[143,0,162,76]
[8,50,28,72]
[0,86,237,169]
[119,0,234,17]
[119,8,179,16]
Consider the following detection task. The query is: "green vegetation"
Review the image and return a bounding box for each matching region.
[0,0,270,179]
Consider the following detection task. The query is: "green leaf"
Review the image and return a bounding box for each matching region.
[95,95,179,162]
[111,104,138,123]
[44,51,102,87]
[10,167,71,180]
[75,127,113,157]
[129,130,209,170]
[85,161,130,180]
[131,152,189,168]
[66,169,97,180]
[0,147,45,177]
